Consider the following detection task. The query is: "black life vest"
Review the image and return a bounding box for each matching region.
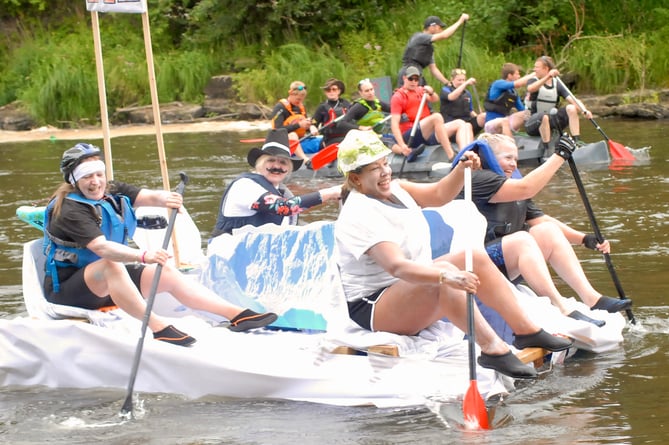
[484,88,518,116]
[212,172,295,237]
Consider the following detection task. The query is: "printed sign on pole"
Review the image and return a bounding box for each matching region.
[86,0,147,14]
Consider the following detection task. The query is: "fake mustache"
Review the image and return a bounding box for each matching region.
[267,167,288,174]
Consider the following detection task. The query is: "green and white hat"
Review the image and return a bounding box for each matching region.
[337,130,391,176]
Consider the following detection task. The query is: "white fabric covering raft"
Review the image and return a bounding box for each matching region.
[0,201,624,407]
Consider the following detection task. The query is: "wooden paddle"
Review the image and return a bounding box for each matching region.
[120,172,189,418]
[462,166,490,430]
[398,92,429,178]
[555,77,635,162]
[564,152,636,324]
[309,115,393,170]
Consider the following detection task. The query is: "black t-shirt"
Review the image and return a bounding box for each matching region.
[465,170,544,242]
[48,181,141,248]
[401,33,434,69]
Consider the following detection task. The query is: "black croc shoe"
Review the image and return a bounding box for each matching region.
[591,295,633,313]
[512,329,573,352]
[153,325,197,347]
[406,144,426,163]
[228,309,278,332]
[568,310,606,327]
[478,351,538,380]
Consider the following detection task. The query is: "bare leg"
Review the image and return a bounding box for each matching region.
[529,222,602,306]
[373,260,509,355]
[449,120,473,149]
[500,118,512,137]
[476,113,486,129]
[445,249,541,335]
[509,110,529,133]
[142,263,245,320]
[539,114,551,144]
[288,132,309,161]
[500,232,571,314]
[421,114,455,159]
[565,104,580,137]
[84,260,169,332]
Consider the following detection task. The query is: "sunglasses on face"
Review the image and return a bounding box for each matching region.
[325,87,339,92]
[408,76,420,82]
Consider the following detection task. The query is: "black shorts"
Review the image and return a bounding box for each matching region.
[45,263,145,309]
[402,127,438,148]
[525,108,569,136]
[347,287,388,331]
[466,116,484,136]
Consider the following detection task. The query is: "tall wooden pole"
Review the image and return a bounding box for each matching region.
[90,10,114,179]
[140,10,180,267]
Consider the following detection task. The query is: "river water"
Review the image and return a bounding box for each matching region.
[0,120,667,444]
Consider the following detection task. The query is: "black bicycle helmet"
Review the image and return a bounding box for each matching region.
[60,143,102,183]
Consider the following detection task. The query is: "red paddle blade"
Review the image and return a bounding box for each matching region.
[310,143,339,170]
[463,380,490,430]
[288,139,297,154]
[608,140,635,161]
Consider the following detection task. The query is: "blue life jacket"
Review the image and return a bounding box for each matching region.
[43,192,136,292]
[212,172,294,238]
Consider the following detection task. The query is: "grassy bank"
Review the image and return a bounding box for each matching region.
[1,0,668,127]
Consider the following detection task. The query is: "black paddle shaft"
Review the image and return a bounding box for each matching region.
[457,21,466,69]
[467,292,476,380]
[555,76,614,142]
[120,172,190,417]
[566,159,636,324]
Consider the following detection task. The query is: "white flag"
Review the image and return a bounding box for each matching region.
[86,0,147,14]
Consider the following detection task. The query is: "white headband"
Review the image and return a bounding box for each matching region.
[70,160,106,185]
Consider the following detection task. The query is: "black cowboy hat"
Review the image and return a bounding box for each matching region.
[247,128,304,171]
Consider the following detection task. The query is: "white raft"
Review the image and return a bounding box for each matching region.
[0,202,625,407]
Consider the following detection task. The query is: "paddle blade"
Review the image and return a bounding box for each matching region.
[463,380,490,430]
[608,140,635,161]
[310,143,339,170]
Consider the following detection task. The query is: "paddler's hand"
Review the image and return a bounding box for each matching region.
[555,134,577,160]
[439,269,479,294]
[143,248,171,266]
[583,234,611,254]
[163,191,183,210]
[457,150,481,170]
[319,185,342,202]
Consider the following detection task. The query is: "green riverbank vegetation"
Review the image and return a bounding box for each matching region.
[1,0,668,127]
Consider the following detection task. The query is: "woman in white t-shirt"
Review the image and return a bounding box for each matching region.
[334,130,573,380]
